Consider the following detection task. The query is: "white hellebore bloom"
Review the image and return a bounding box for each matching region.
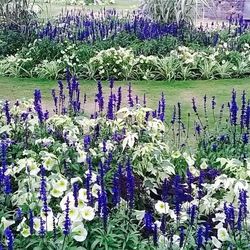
[155,201,169,214]
[217,227,230,242]
[80,206,95,221]
[72,224,88,242]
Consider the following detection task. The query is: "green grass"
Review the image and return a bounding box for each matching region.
[0,76,249,120]
[36,0,139,18]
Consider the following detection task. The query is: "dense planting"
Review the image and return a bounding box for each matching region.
[1,9,250,80]
[0,74,249,249]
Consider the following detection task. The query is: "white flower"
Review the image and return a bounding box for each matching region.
[91,184,101,198]
[78,188,88,202]
[211,236,222,248]
[200,159,208,169]
[51,188,64,198]
[1,217,15,230]
[55,178,68,192]
[217,227,230,242]
[69,207,81,222]
[70,177,82,185]
[80,206,95,221]
[77,150,87,163]
[21,227,31,238]
[71,223,88,242]
[155,201,169,214]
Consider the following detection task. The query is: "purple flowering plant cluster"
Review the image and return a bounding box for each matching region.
[0,74,249,249]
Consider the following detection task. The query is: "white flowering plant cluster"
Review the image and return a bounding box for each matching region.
[3,42,250,81]
[0,78,249,249]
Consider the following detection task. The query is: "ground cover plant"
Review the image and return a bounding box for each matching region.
[0,71,249,249]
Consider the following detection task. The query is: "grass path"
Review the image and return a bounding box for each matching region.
[0,76,249,119]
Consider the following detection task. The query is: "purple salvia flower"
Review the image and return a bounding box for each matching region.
[63,196,71,235]
[204,223,211,243]
[240,91,246,129]
[188,204,197,225]
[73,182,79,207]
[107,94,114,120]
[112,165,122,206]
[126,159,135,209]
[242,133,249,144]
[3,101,11,124]
[84,135,91,151]
[145,111,150,121]
[238,189,248,230]
[196,226,204,250]
[109,78,114,90]
[117,87,122,111]
[159,93,166,122]
[96,81,104,112]
[4,175,12,194]
[245,102,250,129]
[224,203,235,230]
[144,211,153,236]
[16,208,22,221]
[179,226,185,248]
[128,83,134,108]
[98,190,108,231]
[29,209,34,235]
[39,166,49,216]
[230,89,238,126]
[173,175,182,219]
[39,217,45,237]
[4,227,14,250]
[34,89,44,123]
[187,168,193,195]
[53,216,56,241]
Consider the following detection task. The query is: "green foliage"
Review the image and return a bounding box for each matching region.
[140,0,211,24]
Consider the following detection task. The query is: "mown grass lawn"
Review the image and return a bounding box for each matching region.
[36,0,139,18]
[0,76,249,121]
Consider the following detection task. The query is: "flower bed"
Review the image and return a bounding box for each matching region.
[0,76,249,249]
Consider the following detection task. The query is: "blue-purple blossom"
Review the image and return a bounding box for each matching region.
[39,166,49,216]
[34,89,44,123]
[153,223,158,246]
[196,226,203,250]
[3,101,11,124]
[73,182,79,207]
[128,83,134,108]
[29,209,34,235]
[117,87,122,111]
[126,159,135,209]
[179,226,185,248]
[39,217,45,237]
[63,196,71,235]
[4,227,14,250]
[144,211,153,236]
